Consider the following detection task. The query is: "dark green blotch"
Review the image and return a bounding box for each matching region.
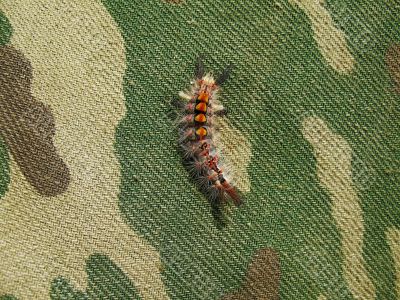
[0,137,10,199]
[85,254,142,300]
[0,12,11,46]
[51,277,87,300]
[50,254,142,300]
[0,295,18,300]
[0,10,11,199]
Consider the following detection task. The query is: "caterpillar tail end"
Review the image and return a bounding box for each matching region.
[221,181,243,206]
[227,188,243,206]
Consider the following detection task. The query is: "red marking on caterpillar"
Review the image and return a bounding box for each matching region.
[175,57,242,207]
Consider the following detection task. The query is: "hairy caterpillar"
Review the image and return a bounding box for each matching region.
[174,57,242,206]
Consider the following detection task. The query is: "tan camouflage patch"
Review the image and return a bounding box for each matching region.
[385,44,400,94]
[0,1,168,299]
[289,0,355,73]
[386,228,400,297]
[215,118,252,193]
[302,117,376,299]
[221,248,280,300]
[0,45,70,196]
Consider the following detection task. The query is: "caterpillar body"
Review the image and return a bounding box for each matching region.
[175,58,242,206]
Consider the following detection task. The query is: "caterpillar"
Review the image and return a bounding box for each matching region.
[174,57,242,207]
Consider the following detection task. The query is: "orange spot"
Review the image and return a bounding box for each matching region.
[195,102,207,113]
[195,113,207,123]
[198,92,209,103]
[196,127,208,139]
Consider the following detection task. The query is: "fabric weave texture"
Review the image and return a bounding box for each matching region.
[0,0,399,299]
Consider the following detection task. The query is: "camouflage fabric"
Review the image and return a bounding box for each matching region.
[0,0,399,299]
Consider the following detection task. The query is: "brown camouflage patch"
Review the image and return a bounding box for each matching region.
[221,248,280,300]
[386,44,400,94]
[0,45,70,196]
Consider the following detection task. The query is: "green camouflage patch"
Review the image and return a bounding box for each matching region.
[0,137,9,199]
[50,254,142,300]
[0,11,11,45]
[0,11,10,198]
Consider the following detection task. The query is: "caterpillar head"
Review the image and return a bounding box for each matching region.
[197,73,217,103]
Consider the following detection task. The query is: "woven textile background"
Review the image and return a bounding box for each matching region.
[0,0,399,299]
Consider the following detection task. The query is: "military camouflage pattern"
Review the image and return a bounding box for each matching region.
[0,0,399,299]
